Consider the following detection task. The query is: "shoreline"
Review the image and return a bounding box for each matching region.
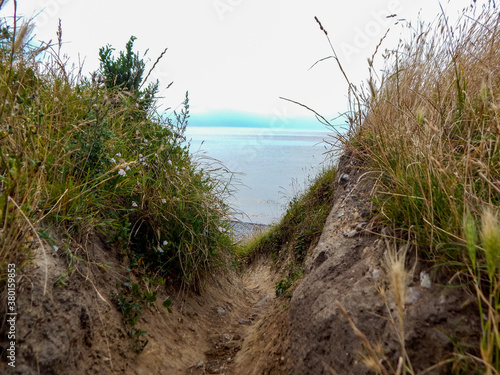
[230,220,269,242]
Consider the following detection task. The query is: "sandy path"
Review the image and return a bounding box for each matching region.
[185,257,285,375]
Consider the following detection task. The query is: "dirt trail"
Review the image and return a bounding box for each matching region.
[1,153,482,375]
[3,226,290,375]
[186,258,286,375]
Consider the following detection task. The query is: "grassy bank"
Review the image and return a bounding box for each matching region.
[335,4,500,373]
[0,9,234,292]
[238,166,337,297]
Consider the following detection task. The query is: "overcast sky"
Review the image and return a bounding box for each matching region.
[15,0,475,122]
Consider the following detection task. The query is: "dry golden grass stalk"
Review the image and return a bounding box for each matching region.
[341,4,500,372]
[383,242,415,375]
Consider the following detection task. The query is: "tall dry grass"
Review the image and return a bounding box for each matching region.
[335,3,500,373]
[348,7,500,260]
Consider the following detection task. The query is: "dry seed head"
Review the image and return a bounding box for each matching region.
[377,283,386,299]
[363,356,384,373]
[416,108,426,126]
[314,16,328,36]
[57,19,63,51]
[481,208,500,279]
[385,246,408,312]
[13,22,35,54]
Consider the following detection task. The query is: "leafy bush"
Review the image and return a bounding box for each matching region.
[98,35,159,109]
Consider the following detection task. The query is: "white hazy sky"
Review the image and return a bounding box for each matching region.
[15,0,475,121]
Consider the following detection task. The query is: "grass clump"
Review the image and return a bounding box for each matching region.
[332,3,500,373]
[239,166,336,294]
[345,6,500,263]
[0,7,233,294]
[239,166,336,261]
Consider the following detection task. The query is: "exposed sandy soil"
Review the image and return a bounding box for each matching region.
[0,153,482,374]
[287,154,481,374]
[186,257,288,375]
[0,232,288,375]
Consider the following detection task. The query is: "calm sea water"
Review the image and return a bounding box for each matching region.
[185,126,334,225]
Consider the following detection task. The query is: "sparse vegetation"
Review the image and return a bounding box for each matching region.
[113,280,158,353]
[239,166,336,295]
[112,278,172,353]
[275,262,302,298]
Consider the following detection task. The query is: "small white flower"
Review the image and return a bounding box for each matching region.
[157,246,164,253]
[116,152,122,157]
[118,169,126,176]
[144,139,149,143]
[110,158,116,163]
[132,201,138,207]
[139,154,143,158]
[126,165,131,171]
[162,240,168,246]
[167,160,172,166]
[54,97,59,103]
[161,199,167,204]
